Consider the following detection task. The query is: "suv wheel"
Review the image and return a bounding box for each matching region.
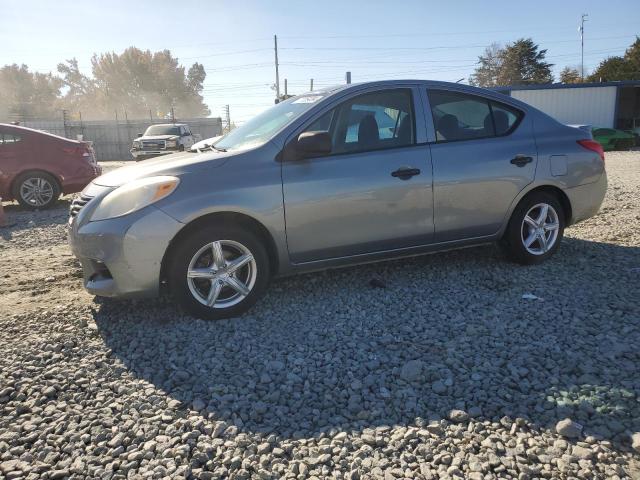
[502,192,565,265]
[167,225,270,320]
[14,172,60,209]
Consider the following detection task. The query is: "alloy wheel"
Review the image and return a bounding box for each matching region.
[187,240,257,309]
[520,203,560,255]
[20,177,54,207]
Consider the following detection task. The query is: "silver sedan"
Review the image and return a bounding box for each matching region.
[68,80,607,319]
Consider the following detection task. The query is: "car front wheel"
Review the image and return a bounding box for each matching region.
[167,224,270,320]
[502,192,565,265]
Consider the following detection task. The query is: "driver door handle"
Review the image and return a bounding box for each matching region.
[391,167,421,179]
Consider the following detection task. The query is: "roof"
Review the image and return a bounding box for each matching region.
[300,79,517,100]
[0,123,81,143]
[493,80,640,92]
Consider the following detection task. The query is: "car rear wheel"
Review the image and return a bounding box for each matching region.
[502,192,565,265]
[167,224,270,320]
[14,172,60,209]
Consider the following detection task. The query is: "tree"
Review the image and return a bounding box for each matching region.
[559,66,581,84]
[57,58,97,114]
[496,38,553,86]
[89,48,210,119]
[0,64,61,120]
[469,43,503,87]
[588,37,640,82]
[470,38,553,87]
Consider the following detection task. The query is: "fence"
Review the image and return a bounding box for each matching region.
[17,117,223,161]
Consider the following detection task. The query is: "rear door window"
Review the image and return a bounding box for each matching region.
[428,89,522,142]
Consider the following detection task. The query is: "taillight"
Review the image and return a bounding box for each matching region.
[577,139,605,163]
[63,145,96,164]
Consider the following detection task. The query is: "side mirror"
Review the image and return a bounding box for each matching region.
[137,133,143,137]
[295,131,332,159]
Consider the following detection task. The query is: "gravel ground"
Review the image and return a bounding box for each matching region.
[1,154,639,479]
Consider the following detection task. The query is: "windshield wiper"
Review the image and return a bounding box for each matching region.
[212,145,227,152]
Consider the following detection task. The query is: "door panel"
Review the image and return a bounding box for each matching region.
[424,89,537,242]
[0,131,22,174]
[282,145,433,263]
[430,134,536,241]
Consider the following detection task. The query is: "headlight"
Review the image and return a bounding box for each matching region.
[166,139,178,148]
[90,176,179,221]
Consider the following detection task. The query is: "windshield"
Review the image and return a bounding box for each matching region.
[144,125,180,136]
[215,94,326,151]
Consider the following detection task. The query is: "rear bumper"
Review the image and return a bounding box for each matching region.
[68,206,183,298]
[566,172,608,225]
[61,164,102,195]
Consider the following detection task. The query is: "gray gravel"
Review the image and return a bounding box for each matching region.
[1,154,639,479]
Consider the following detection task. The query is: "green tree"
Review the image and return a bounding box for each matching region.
[588,37,640,81]
[559,66,581,84]
[496,38,553,86]
[588,56,631,82]
[0,64,61,121]
[470,38,553,87]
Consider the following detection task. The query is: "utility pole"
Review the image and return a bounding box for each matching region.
[580,13,588,81]
[284,79,288,97]
[345,71,351,84]
[223,105,230,134]
[274,35,280,102]
[171,107,175,123]
[310,78,314,91]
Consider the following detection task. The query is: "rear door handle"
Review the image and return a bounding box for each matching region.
[391,167,421,179]
[510,155,533,167]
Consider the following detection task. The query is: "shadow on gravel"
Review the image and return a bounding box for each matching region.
[93,237,640,445]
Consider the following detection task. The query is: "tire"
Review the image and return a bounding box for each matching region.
[167,224,270,320]
[178,144,185,152]
[13,171,60,209]
[501,192,565,265]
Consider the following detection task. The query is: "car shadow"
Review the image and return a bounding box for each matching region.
[92,237,639,447]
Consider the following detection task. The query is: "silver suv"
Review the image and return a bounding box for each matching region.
[131,123,196,160]
[69,80,607,320]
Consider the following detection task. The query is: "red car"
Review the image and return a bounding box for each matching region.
[0,123,101,209]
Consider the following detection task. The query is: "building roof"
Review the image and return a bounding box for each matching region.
[494,80,640,92]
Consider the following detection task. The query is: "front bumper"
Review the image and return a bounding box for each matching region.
[130,149,176,159]
[68,206,183,298]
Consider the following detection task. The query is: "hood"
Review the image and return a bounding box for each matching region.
[136,134,178,141]
[93,150,233,187]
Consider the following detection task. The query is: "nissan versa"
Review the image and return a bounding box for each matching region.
[68,81,607,320]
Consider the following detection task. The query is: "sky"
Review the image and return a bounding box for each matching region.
[2,0,639,124]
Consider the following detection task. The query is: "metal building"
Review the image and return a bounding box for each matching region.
[494,81,640,131]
